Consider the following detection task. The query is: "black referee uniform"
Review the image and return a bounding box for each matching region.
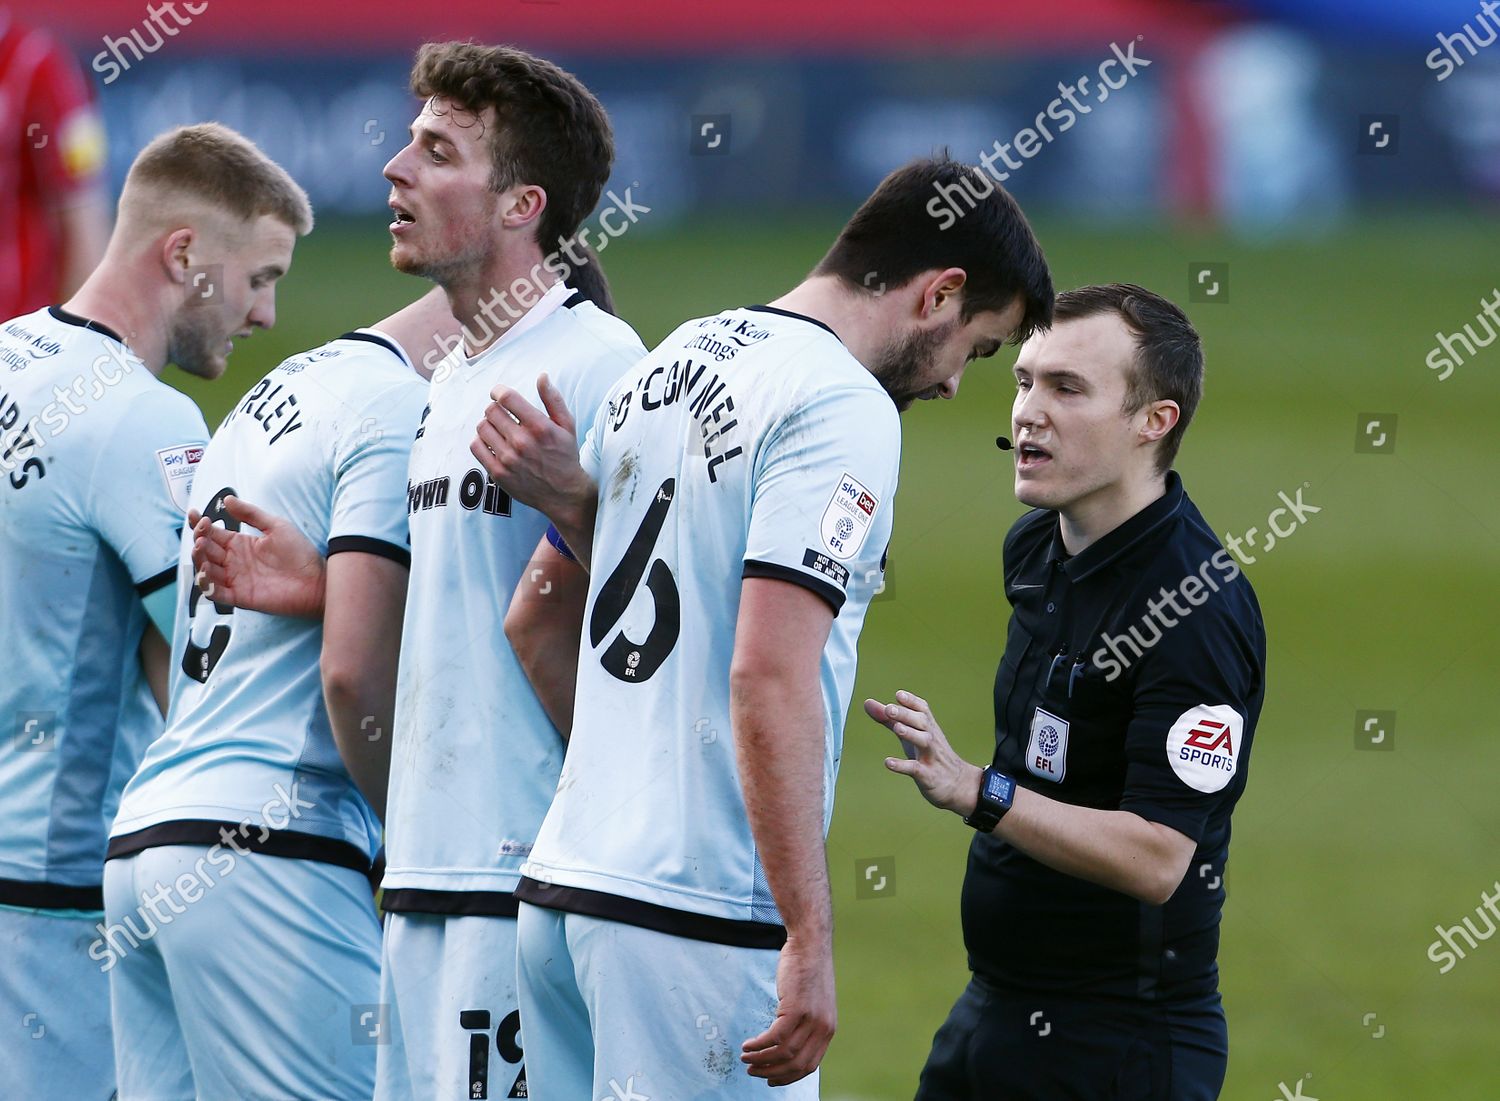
[918,472,1266,1101]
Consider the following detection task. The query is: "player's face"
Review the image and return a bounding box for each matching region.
[1009,312,1146,512]
[169,214,295,380]
[383,97,505,284]
[874,301,1025,413]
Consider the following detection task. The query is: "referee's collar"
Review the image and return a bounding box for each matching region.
[1048,471,1186,582]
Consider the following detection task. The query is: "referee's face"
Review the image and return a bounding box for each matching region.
[1009,313,1147,512]
[383,97,506,284]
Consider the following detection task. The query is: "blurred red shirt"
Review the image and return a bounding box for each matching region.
[0,10,107,320]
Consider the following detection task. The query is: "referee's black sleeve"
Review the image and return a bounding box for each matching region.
[1117,590,1266,843]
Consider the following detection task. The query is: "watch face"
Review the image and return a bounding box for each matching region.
[984,771,1014,805]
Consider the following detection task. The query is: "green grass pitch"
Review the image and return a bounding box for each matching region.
[166,212,1500,1099]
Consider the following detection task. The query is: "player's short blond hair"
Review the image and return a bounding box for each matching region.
[119,123,313,237]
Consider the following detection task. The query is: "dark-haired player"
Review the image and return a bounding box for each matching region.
[183,42,644,1100]
[475,159,1053,1097]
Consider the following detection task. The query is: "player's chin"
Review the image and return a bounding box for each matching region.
[1013,472,1062,510]
[175,349,228,381]
[388,240,426,276]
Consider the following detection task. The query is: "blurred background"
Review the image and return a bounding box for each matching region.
[14,0,1500,1096]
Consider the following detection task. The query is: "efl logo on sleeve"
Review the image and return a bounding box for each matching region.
[1166,704,1244,793]
[1025,707,1068,783]
[155,444,204,515]
[820,472,878,560]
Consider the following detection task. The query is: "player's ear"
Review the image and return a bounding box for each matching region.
[918,267,967,322]
[161,227,195,285]
[500,183,547,232]
[1138,398,1179,445]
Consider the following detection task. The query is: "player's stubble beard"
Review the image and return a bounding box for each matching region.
[871,321,955,412]
[166,304,228,380]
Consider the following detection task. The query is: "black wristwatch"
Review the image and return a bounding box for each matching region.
[963,766,1016,832]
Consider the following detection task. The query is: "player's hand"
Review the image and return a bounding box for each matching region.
[470,373,592,518]
[189,495,327,619]
[741,934,836,1086]
[863,690,983,817]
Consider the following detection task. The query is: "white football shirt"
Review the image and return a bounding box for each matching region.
[0,307,207,905]
[518,305,900,942]
[379,282,647,910]
[111,329,426,868]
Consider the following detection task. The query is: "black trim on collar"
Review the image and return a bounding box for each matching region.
[746,305,843,344]
[337,330,405,361]
[561,290,587,310]
[515,877,787,950]
[1054,471,1186,582]
[381,888,520,917]
[0,876,103,911]
[47,306,125,346]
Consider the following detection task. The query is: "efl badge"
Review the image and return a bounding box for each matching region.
[1026,707,1069,783]
[1166,704,1244,793]
[155,444,205,515]
[820,471,878,560]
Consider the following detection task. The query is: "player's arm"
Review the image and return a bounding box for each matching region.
[321,552,407,822]
[470,373,598,567]
[190,496,328,617]
[863,692,1194,904]
[503,534,590,739]
[735,577,838,1086]
[139,621,171,716]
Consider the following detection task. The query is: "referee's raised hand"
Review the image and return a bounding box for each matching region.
[863,691,984,818]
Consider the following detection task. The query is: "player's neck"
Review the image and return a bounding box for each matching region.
[1057,468,1167,556]
[61,262,170,374]
[442,243,555,358]
[767,277,888,366]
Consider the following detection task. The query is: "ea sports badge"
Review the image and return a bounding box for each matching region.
[1026,707,1068,783]
[1166,704,1244,793]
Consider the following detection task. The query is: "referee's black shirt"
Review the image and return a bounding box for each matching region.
[963,472,1265,1000]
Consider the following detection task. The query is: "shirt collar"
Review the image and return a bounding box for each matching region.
[1048,471,1186,582]
[464,280,572,362]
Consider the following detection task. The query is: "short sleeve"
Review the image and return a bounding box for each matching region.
[576,379,620,489]
[742,383,900,614]
[88,387,209,593]
[327,382,424,568]
[25,35,107,200]
[1117,602,1263,842]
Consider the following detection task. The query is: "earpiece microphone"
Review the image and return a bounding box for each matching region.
[996,436,1013,450]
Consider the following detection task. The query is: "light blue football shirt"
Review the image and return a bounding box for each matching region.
[380,283,646,906]
[111,330,426,864]
[0,307,208,901]
[520,305,900,934]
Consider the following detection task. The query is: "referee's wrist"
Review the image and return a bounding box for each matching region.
[954,763,985,819]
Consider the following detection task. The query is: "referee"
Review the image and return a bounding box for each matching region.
[865,283,1265,1100]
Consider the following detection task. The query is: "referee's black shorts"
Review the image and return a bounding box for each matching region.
[914,973,1228,1101]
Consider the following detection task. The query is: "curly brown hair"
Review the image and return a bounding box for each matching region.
[410,42,613,255]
